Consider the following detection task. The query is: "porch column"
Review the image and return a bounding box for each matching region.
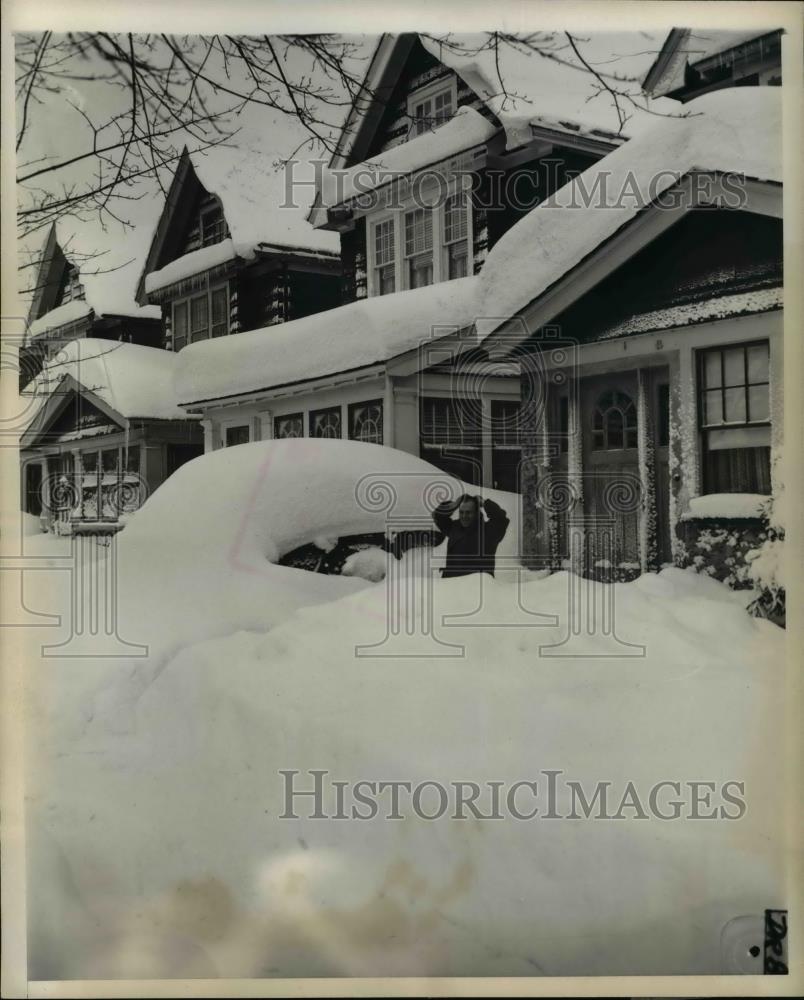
[519,358,548,568]
[392,386,419,457]
[200,418,215,453]
[671,345,701,560]
[481,395,493,490]
[769,330,784,495]
[566,373,584,574]
[383,376,395,448]
[636,368,657,573]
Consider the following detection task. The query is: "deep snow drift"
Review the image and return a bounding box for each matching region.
[24,440,785,979]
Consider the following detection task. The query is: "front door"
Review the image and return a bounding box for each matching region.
[581,373,641,575]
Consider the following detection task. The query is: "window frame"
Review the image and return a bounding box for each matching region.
[199,199,227,248]
[273,412,305,439]
[697,339,772,494]
[698,340,771,431]
[406,76,458,137]
[309,405,343,440]
[223,424,251,448]
[348,399,384,444]
[171,280,230,350]
[77,443,141,520]
[365,177,473,298]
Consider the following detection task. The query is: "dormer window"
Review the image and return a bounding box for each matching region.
[407,78,457,137]
[200,200,227,247]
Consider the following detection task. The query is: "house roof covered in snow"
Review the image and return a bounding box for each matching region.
[31,339,191,424]
[642,27,782,98]
[309,31,677,226]
[175,276,481,406]
[25,224,162,337]
[137,133,340,302]
[476,87,782,349]
[419,32,676,146]
[318,107,498,211]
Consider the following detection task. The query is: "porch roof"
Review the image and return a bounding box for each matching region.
[28,339,192,426]
[175,275,481,406]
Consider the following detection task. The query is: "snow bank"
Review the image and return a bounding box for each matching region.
[477,88,782,331]
[144,239,242,294]
[26,558,785,978]
[176,276,480,403]
[421,31,677,147]
[683,493,769,520]
[319,107,498,209]
[39,338,191,421]
[28,299,93,338]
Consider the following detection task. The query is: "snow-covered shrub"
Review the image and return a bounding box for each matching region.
[745,490,785,626]
[677,491,785,626]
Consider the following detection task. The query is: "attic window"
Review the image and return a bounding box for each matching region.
[200,200,227,247]
[58,264,84,306]
[407,78,457,137]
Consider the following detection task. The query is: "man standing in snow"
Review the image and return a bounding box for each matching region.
[432,494,509,579]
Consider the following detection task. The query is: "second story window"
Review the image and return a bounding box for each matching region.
[366,180,473,297]
[172,283,229,351]
[443,193,468,279]
[404,208,434,289]
[373,218,396,295]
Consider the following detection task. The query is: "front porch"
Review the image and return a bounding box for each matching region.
[517,309,782,579]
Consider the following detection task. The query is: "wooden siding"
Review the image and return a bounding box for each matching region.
[365,37,494,161]
[549,210,783,344]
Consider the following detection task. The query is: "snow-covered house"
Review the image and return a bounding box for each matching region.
[475,87,782,579]
[642,27,782,102]
[174,31,671,488]
[21,225,163,389]
[135,146,341,354]
[20,339,203,530]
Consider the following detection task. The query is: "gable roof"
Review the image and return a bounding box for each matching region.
[25,224,162,338]
[323,32,676,170]
[476,86,782,352]
[308,31,676,228]
[136,131,340,303]
[25,224,62,327]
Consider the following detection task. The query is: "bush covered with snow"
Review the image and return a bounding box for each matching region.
[745,487,786,625]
